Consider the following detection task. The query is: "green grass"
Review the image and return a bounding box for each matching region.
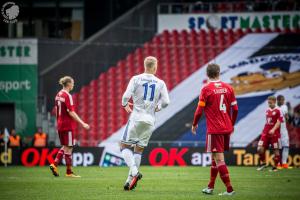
[0,166,299,200]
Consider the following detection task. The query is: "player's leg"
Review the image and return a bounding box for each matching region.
[133,145,143,170]
[132,122,152,169]
[202,154,218,194]
[120,121,139,176]
[214,134,234,196]
[257,135,267,170]
[202,134,215,194]
[54,146,65,167]
[281,133,290,169]
[270,148,280,172]
[127,145,144,190]
[203,134,218,194]
[64,131,80,177]
[282,147,290,168]
[214,153,234,195]
[50,146,64,177]
[120,121,140,190]
[128,122,153,190]
[257,146,266,170]
[49,131,65,177]
[120,142,137,190]
[269,137,281,172]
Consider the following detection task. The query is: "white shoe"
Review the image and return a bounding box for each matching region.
[257,164,267,171]
[269,167,278,172]
[218,191,235,196]
[202,187,213,194]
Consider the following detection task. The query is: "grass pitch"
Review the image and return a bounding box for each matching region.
[0,166,299,200]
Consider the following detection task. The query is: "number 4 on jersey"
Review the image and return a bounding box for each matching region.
[219,94,227,113]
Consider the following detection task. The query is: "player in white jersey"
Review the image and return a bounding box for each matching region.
[120,56,170,190]
[277,95,292,169]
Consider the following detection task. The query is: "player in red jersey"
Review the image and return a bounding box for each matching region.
[256,96,283,172]
[191,64,238,196]
[49,76,90,178]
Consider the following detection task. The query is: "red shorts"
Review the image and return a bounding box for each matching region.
[258,134,281,149]
[206,134,230,153]
[58,130,74,146]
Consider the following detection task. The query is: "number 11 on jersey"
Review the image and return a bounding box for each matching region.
[143,82,156,101]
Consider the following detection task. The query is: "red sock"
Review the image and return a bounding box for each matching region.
[54,148,64,166]
[217,161,233,193]
[259,152,266,164]
[274,154,280,167]
[65,153,72,174]
[208,159,218,189]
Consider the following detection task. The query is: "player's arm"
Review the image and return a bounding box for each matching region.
[191,101,204,134]
[269,110,283,135]
[122,77,135,113]
[269,119,281,135]
[69,111,89,129]
[191,88,206,134]
[230,87,238,126]
[65,94,90,130]
[155,82,170,112]
[231,102,238,126]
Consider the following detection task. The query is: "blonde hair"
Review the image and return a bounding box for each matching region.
[268,96,276,102]
[59,76,73,87]
[144,56,157,69]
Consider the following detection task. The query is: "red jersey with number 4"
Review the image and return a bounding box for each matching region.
[199,80,237,134]
[55,90,75,131]
[261,107,283,137]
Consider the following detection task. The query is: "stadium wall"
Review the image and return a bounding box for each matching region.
[39,0,158,110]
[1,147,300,167]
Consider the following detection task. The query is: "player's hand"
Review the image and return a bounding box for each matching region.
[155,105,161,112]
[82,123,90,130]
[124,103,133,113]
[269,129,275,135]
[191,125,198,135]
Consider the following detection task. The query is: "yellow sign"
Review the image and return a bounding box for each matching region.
[0,148,12,164]
[234,149,300,166]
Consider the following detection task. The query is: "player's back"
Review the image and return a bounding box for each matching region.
[129,73,168,125]
[202,81,236,134]
[55,90,75,131]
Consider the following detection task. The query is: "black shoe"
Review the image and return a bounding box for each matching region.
[129,172,143,190]
[124,182,130,191]
[49,164,59,177]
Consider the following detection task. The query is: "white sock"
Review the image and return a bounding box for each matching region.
[125,169,132,183]
[282,147,289,164]
[121,148,138,176]
[134,153,142,169]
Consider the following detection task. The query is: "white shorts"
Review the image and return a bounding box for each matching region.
[280,130,289,147]
[121,120,154,147]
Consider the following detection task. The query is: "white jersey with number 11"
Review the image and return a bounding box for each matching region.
[122,73,170,126]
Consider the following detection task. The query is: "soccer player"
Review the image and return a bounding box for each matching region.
[191,63,238,196]
[50,76,90,178]
[277,95,291,169]
[120,56,170,190]
[257,96,283,172]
